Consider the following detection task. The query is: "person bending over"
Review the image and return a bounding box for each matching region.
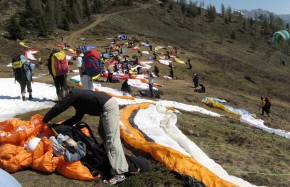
[42,88,128,185]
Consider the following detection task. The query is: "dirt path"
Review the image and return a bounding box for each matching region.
[65,2,157,49]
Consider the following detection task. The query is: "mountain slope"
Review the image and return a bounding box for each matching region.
[1,2,290,187]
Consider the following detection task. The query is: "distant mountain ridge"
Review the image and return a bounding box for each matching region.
[240,8,290,24]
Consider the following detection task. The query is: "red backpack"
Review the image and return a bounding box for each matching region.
[52,51,69,76]
[82,49,102,77]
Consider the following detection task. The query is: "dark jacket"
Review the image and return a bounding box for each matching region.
[43,88,111,126]
[121,79,132,93]
[12,55,33,82]
[193,74,199,87]
[47,53,53,76]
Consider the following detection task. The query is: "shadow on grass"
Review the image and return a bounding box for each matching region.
[244,76,257,84]
[0,95,20,100]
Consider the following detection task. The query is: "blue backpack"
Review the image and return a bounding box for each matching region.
[82,49,102,77]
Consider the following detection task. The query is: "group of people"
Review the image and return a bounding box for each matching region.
[10,34,273,185]
[11,48,71,102]
[46,44,133,185]
[11,45,130,185]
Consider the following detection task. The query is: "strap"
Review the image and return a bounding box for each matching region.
[75,121,98,143]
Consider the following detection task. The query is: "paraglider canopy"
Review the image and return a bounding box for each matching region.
[25,49,40,61]
[272,30,290,43]
[81,45,98,53]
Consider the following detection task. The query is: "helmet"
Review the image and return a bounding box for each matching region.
[26,137,41,152]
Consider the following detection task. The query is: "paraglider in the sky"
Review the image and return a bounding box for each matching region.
[271,30,290,43]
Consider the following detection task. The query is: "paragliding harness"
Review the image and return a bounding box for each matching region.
[12,55,33,82]
[72,121,110,176]
[82,49,102,77]
[72,122,150,176]
[51,121,150,177]
[49,122,109,176]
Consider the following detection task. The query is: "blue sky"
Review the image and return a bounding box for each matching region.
[200,0,290,15]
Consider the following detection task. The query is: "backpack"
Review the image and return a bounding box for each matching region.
[52,51,69,76]
[82,49,102,77]
[12,55,33,82]
[72,122,109,168]
[50,122,109,176]
[51,121,150,177]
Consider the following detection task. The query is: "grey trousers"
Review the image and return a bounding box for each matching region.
[81,74,94,90]
[18,79,32,95]
[101,98,128,174]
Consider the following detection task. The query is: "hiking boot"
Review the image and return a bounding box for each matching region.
[22,96,26,101]
[29,95,33,100]
[103,174,125,185]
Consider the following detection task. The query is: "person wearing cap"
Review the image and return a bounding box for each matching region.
[76,48,94,90]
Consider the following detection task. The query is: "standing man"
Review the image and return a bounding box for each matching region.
[261,96,271,117]
[193,73,199,88]
[148,71,155,98]
[42,88,128,185]
[47,48,69,101]
[76,48,94,90]
[169,64,174,79]
[12,55,33,101]
[187,59,192,69]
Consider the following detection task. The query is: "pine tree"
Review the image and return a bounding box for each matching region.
[63,17,70,31]
[221,3,225,18]
[84,0,91,20]
[231,30,236,39]
[54,0,63,27]
[7,16,24,40]
[207,4,216,22]
[92,0,103,13]
[44,0,56,33]
[39,18,48,37]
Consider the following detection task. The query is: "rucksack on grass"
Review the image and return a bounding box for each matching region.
[52,51,69,76]
[82,49,102,77]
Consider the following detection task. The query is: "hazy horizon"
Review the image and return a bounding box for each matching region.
[201,0,290,15]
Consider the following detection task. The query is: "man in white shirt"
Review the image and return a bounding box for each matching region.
[76,48,94,90]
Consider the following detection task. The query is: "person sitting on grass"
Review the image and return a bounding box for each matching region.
[121,79,132,93]
[194,84,205,93]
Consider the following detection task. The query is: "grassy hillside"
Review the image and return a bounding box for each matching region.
[1,2,290,187]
